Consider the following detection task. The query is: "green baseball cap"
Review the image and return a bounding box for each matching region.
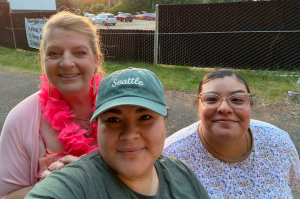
[90,67,167,122]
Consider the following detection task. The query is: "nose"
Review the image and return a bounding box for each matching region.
[120,123,140,141]
[59,52,75,68]
[217,98,233,114]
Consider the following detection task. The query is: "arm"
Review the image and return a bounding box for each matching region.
[0,94,40,198]
[25,166,86,199]
[5,186,34,199]
[0,114,34,198]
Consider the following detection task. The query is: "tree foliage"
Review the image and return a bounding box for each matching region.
[108,1,125,15]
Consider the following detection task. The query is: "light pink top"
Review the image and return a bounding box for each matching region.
[0,92,41,198]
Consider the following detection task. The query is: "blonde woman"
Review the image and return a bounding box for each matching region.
[0,11,104,198]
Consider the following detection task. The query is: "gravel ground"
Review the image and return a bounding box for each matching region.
[0,68,299,197]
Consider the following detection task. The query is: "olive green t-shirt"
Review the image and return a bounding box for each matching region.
[26,151,209,199]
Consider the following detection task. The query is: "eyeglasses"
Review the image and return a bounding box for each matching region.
[199,93,251,109]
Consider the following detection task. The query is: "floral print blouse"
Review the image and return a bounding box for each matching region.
[163,120,300,199]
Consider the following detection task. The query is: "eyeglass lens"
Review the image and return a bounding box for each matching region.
[201,93,250,109]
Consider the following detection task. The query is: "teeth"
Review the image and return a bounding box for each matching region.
[60,74,78,78]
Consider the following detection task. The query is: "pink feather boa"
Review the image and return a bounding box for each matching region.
[38,74,102,156]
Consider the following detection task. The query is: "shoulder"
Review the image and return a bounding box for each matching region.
[4,92,40,124]
[250,119,286,132]
[164,121,200,148]
[250,119,298,155]
[156,155,210,198]
[65,150,110,178]
[1,92,40,143]
[157,154,198,175]
[163,121,201,158]
[250,119,293,144]
[69,150,102,169]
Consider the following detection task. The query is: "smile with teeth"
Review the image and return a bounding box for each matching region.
[59,74,80,78]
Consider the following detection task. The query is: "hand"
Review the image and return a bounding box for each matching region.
[40,155,80,181]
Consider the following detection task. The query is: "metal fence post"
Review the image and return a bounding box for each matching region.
[8,2,17,49]
[154,4,159,65]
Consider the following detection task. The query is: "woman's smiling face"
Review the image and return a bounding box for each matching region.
[97,105,166,180]
[198,76,251,142]
[44,28,98,94]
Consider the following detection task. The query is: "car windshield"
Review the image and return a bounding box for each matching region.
[107,15,115,18]
[89,14,95,17]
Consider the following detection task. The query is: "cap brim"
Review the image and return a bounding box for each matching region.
[90,96,167,122]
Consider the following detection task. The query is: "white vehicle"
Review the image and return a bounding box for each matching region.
[94,13,117,25]
[83,13,96,22]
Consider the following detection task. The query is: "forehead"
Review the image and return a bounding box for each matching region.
[202,76,248,93]
[45,28,90,49]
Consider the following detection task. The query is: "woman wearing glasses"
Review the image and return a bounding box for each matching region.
[163,69,300,198]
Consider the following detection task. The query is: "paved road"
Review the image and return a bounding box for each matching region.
[0,69,40,129]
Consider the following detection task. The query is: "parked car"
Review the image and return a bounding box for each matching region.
[83,13,96,23]
[143,13,156,21]
[94,13,117,25]
[115,13,133,22]
[136,14,143,20]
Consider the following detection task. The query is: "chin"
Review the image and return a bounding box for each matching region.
[57,85,84,94]
[215,130,243,140]
[119,162,152,178]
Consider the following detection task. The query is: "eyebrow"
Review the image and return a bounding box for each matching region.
[102,107,148,114]
[46,45,89,50]
[205,90,247,95]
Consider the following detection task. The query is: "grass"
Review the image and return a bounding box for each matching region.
[0,46,299,104]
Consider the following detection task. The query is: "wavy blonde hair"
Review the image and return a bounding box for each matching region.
[39,11,104,76]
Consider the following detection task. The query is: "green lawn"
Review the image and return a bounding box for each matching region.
[1,46,299,104]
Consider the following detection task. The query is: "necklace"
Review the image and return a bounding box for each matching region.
[39,74,102,156]
[198,124,253,163]
[74,114,92,136]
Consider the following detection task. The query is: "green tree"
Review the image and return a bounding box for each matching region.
[108,1,125,15]
[103,5,109,12]
[120,0,153,15]
[90,3,95,12]
[94,3,106,14]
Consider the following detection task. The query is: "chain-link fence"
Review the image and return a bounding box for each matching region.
[1,1,300,71]
[98,29,154,63]
[157,0,300,71]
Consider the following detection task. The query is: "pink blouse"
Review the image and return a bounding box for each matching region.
[0,92,41,198]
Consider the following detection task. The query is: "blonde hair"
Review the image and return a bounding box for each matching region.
[40,11,104,76]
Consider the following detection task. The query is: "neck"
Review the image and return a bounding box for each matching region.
[60,83,94,118]
[117,166,159,196]
[199,125,248,160]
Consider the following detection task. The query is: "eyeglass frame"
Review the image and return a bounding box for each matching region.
[198,92,252,109]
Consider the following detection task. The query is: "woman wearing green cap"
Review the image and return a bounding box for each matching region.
[25,68,209,199]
